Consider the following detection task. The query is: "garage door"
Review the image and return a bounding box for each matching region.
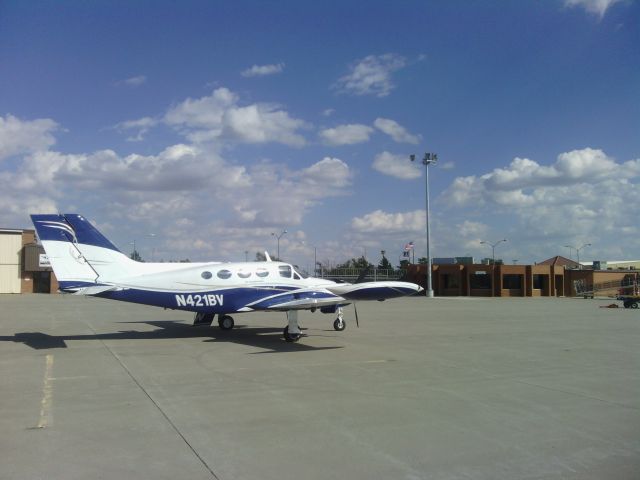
[0,232,22,293]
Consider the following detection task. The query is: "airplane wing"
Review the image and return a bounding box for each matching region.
[242,281,422,311]
[242,288,347,311]
[325,281,422,300]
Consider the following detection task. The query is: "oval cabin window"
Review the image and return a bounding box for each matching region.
[256,268,269,278]
[217,270,232,279]
[201,271,212,280]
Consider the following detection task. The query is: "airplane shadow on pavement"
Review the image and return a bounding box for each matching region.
[1,320,344,353]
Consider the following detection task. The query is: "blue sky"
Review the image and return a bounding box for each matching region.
[1,0,638,269]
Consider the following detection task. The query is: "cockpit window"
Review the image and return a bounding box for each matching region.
[279,265,292,278]
[293,266,308,279]
[293,272,301,280]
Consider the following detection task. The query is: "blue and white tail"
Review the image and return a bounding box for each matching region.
[31,214,143,292]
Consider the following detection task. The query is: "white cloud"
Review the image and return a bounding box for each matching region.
[334,53,407,98]
[373,118,421,144]
[114,116,159,142]
[372,151,422,180]
[298,157,351,187]
[165,87,307,146]
[564,0,623,17]
[351,209,425,233]
[118,75,147,87]
[441,148,640,259]
[0,114,59,161]
[319,124,374,145]
[241,63,285,77]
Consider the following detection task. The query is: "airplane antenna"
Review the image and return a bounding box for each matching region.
[264,251,272,262]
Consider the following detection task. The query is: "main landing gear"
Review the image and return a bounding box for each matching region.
[283,310,302,342]
[333,307,346,331]
[192,313,235,330]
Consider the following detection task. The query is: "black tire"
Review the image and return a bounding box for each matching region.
[333,318,346,331]
[218,315,235,330]
[623,301,631,309]
[283,326,301,342]
[631,301,639,309]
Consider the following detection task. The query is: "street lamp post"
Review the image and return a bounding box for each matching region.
[410,152,437,298]
[271,230,287,259]
[564,243,591,269]
[576,243,591,269]
[480,239,507,297]
[480,239,507,265]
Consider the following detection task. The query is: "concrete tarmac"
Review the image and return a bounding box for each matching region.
[1,294,638,479]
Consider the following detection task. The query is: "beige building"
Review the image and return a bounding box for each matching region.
[0,228,58,294]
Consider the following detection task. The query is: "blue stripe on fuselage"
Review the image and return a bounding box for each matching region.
[96,285,300,313]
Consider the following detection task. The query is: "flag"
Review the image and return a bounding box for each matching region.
[404,241,414,251]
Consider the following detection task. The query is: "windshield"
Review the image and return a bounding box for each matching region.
[293,266,309,279]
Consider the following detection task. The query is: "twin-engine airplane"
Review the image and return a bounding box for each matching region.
[31,214,423,342]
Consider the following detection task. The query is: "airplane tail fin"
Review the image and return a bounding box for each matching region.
[31,214,141,291]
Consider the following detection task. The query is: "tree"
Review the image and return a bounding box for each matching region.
[130,250,143,262]
[417,257,429,264]
[378,256,393,270]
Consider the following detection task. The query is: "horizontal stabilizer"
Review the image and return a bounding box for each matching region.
[73,285,118,296]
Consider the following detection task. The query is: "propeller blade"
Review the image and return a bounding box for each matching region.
[354,303,359,328]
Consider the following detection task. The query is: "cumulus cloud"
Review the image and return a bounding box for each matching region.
[164,87,307,146]
[372,151,422,180]
[373,118,421,144]
[351,209,425,233]
[445,148,628,206]
[0,114,59,161]
[334,53,407,97]
[241,63,285,77]
[319,124,374,145]
[441,147,640,258]
[564,0,623,17]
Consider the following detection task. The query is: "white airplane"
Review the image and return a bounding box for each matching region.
[31,214,423,342]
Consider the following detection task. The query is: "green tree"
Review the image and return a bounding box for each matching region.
[130,250,143,262]
[378,256,393,270]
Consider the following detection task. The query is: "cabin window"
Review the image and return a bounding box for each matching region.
[256,268,269,278]
[279,265,292,278]
[201,271,212,280]
[238,270,251,279]
[217,270,232,279]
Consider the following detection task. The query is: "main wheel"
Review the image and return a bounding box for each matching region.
[218,315,235,330]
[283,325,301,342]
[631,301,639,309]
[333,318,346,331]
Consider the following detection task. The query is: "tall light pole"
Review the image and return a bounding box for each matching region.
[410,152,437,298]
[480,239,507,297]
[576,243,591,269]
[301,241,318,276]
[271,230,287,259]
[480,239,507,265]
[146,233,156,261]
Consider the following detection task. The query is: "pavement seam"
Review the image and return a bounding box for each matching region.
[82,319,222,480]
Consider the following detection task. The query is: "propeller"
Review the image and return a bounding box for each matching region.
[354,303,360,328]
